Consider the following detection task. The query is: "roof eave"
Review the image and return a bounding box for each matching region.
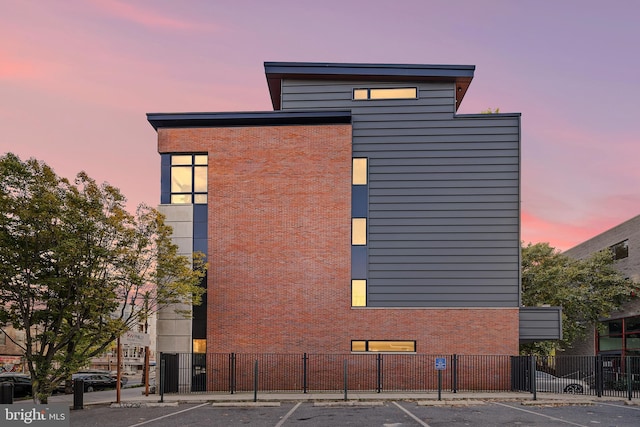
[264,61,475,111]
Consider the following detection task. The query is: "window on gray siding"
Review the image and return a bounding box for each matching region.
[352,87,417,100]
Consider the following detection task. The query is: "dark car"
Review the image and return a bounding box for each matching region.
[0,373,32,398]
[77,369,127,385]
[73,374,119,392]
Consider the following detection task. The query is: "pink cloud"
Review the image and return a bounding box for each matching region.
[0,47,53,81]
[89,0,212,31]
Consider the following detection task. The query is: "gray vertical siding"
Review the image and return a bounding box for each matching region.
[281,80,520,308]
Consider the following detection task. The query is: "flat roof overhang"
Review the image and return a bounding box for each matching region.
[264,61,475,111]
[147,110,352,130]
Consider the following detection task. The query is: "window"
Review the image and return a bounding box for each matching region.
[193,339,206,353]
[352,158,368,185]
[352,218,367,245]
[610,240,629,260]
[353,87,417,100]
[351,340,416,352]
[352,280,367,307]
[171,154,207,204]
[351,158,368,306]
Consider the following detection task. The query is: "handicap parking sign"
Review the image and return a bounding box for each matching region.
[435,357,446,370]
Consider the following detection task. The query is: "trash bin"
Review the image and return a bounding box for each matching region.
[73,378,84,410]
[0,382,14,404]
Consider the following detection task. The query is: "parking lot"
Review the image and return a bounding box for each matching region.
[67,400,640,427]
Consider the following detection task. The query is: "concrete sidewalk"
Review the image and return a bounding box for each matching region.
[40,387,639,408]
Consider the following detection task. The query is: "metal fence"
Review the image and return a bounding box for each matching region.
[158,353,640,399]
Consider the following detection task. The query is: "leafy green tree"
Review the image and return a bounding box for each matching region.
[520,242,638,354]
[0,153,206,403]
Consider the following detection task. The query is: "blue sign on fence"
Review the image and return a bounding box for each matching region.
[435,357,446,370]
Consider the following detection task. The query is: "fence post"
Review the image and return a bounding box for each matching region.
[229,353,236,394]
[159,353,165,403]
[343,359,348,401]
[302,353,308,394]
[596,354,603,398]
[452,354,458,393]
[627,356,632,401]
[530,355,536,401]
[253,360,258,402]
[376,353,382,393]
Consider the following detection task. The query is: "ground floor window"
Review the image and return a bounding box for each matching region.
[351,340,416,352]
[597,315,640,357]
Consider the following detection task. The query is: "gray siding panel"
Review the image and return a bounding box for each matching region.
[519,307,563,341]
[281,79,520,308]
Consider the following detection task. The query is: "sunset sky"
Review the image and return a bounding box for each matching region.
[2,0,639,251]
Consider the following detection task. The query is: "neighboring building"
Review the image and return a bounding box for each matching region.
[564,214,640,357]
[148,61,560,359]
[0,326,25,372]
[89,308,157,374]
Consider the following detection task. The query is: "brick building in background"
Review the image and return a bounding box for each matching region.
[147,62,561,361]
[563,214,640,357]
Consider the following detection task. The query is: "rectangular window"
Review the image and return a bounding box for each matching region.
[170,154,208,204]
[171,167,192,193]
[599,335,622,351]
[193,339,206,353]
[353,87,417,100]
[351,340,416,352]
[352,279,367,307]
[351,340,366,351]
[610,240,629,260]
[352,218,367,245]
[352,158,368,185]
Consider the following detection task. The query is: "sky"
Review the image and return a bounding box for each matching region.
[2,0,639,251]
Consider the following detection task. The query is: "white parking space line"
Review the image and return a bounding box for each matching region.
[493,402,588,427]
[274,402,301,427]
[126,402,210,427]
[392,402,431,427]
[598,402,640,411]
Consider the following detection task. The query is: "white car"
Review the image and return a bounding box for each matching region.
[535,371,589,394]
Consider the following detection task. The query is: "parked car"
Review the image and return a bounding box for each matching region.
[0,373,32,398]
[535,371,589,394]
[77,369,127,385]
[58,373,120,393]
[76,374,120,392]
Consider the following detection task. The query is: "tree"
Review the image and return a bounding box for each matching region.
[0,153,206,403]
[520,242,638,354]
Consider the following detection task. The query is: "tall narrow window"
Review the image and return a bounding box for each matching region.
[170,154,208,204]
[352,280,367,307]
[352,158,368,185]
[352,218,367,245]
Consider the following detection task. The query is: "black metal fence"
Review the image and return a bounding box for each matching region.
[158,353,640,399]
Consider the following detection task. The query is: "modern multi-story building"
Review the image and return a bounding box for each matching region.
[563,214,640,357]
[147,61,561,359]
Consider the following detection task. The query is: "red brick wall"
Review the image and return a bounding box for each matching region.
[158,125,519,357]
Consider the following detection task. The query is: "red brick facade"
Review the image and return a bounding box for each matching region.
[158,124,519,356]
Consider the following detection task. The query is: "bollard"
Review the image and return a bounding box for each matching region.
[73,378,84,410]
[0,382,13,404]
